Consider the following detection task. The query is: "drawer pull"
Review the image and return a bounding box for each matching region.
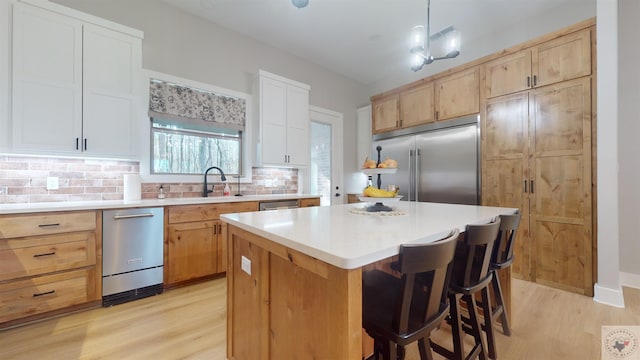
[38,223,60,228]
[33,290,56,297]
[33,252,56,258]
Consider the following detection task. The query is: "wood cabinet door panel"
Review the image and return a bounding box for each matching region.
[482,158,530,280]
[533,29,591,87]
[533,156,586,220]
[372,96,399,133]
[229,230,269,360]
[269,253,330,359]
[435,67,480,120]
[167,222,217,284]
[400,83,435,127]
[532,220,590,294]
[484,92,529,160]
[484,50,532,98]
[530,78,591,155]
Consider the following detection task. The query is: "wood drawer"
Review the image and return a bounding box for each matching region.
[299,198,320,207]
[0,232,96,282]
[0,268,97,323]
[168,202,259,224]
[0,211,96,239]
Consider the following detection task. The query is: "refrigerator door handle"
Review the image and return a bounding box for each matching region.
[408,150,413,201]
[415,148,421,202]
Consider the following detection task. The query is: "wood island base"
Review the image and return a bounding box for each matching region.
[226,225,363,360]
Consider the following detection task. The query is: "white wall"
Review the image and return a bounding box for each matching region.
[0,0,12,151]
[51,0,370,194]
[618,0,640,285]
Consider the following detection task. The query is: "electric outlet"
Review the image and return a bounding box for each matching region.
[46,176,59,190]
[241,256,252,275]
[273,177,279,187]
[265,179,273,188]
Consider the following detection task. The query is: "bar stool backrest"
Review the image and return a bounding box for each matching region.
[491,211,522,270]
[451,218,501,290]
[393,229,460,335]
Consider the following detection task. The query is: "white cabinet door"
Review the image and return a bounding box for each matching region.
[285,84,309,166]
[260,76,287,165]
[83,24,140,157]
[12,3,82,152]
[258,71,310,167]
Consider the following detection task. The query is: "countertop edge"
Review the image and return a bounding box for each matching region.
[0,194,321,215]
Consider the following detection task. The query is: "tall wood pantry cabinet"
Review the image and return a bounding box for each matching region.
[11,1,142,158]
[482,26,594,295]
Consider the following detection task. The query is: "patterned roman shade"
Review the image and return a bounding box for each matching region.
[148,79,246,131]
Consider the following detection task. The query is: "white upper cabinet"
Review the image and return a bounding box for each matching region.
[257,70,310,167]
[12,4,82,153]
[82,23,140,157]
[11,2,142,158]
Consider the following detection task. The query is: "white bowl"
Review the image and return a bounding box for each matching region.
[358,195,403,203]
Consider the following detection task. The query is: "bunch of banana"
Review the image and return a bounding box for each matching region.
[363,186,399,198]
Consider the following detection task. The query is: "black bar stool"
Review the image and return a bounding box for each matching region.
[362,229,460,360]
[431,218,501,360]
[483,211,521,357]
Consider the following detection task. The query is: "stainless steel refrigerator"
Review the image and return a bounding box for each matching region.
[371,115,479,205]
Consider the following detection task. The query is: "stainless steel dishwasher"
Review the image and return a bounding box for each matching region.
[259,199,299,211]
[102,207,164,306]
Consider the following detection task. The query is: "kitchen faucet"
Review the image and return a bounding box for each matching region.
[203,166,227,197]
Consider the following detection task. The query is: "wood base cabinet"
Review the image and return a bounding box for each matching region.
[0,211,101,327]
[482,77,593,295]
[227,225,362,360]
[166,202,258,286]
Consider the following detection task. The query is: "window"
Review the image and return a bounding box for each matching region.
[147,77,248,177]
[151,119,242,175]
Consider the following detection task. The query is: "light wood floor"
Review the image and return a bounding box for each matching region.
[1,277,639,360]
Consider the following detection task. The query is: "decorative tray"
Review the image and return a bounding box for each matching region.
[360,168,397,175]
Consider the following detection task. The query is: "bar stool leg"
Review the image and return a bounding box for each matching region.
[450,293,466,360]
[464,294,487,360]
[491,272,511,336]
[481,286,498,359]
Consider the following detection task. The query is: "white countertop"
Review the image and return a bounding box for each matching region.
[0,194,320,215]
[221,202,517,270]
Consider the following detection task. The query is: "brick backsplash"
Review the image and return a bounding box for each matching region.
[0,155,298,204]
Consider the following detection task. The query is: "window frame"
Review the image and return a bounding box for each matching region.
[150,120,243,176]
[139,69,253,184]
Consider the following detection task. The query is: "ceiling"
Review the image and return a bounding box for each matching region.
[162,0,591,85]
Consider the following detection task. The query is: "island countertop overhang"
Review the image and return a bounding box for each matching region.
[221,202,517,269]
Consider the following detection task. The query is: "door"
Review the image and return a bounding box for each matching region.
[415,123,479,205]
[372,136,414,201]
[12,3,82,153]
[529,77,592,295]
[482,92,530,280]
[309,106,343,206]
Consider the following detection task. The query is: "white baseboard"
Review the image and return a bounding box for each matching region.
[593,283,625,308]
[620,271,640,289]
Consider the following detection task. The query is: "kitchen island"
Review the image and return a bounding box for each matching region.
[221,201,516,359]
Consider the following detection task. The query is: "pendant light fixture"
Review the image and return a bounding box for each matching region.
[410,0,461,72]
[291,0,309,8]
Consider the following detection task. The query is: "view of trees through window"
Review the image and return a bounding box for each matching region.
[152,120,241,175]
